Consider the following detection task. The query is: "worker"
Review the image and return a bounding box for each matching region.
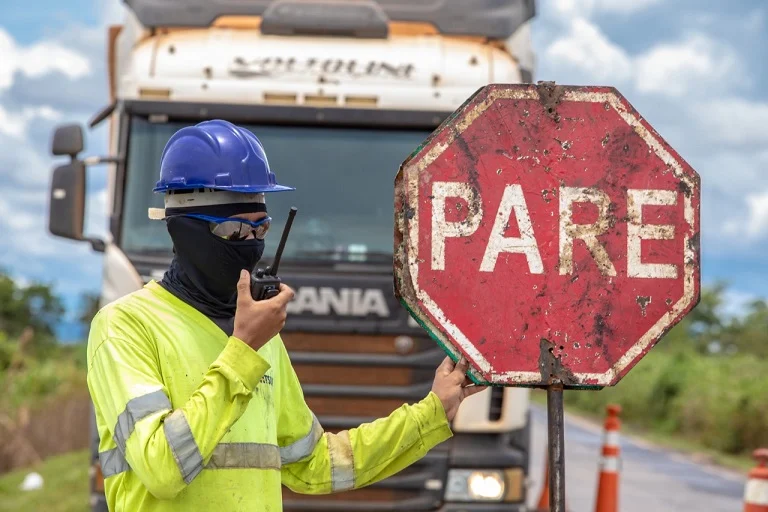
[86,119,487,511]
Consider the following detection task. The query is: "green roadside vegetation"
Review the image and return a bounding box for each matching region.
[0,270,96,415]
[531,389,755,473]
[532,283,768,473]
[1,337,88,414]
[0,449,89,512]
[0,271,95,511]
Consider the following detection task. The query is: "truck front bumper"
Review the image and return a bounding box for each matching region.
[439,503,528,511]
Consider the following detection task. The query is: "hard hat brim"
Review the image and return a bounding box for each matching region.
[147,185,292,220]
[153,184,296,194]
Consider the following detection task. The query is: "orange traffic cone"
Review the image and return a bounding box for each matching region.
[744,448,768,511]
[535,448,550,511]
[594,404,621,512]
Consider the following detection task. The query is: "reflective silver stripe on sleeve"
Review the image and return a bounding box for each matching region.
[327,430,355,492]
[99,448,130,478]
[114,389,172,453]
[280,413,324,464]
[98,442,281,478]
[206,443,281,470]
[163,409,204,484]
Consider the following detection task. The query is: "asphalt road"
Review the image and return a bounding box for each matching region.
[527,405,747,512]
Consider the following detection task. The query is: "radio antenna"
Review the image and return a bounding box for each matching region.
[269,207,297,276]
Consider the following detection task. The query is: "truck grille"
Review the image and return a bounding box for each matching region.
[281,332,448,511]
[489,387,505,421]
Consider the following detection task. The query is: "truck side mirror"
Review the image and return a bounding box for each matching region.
[48,160,86,241]
[51,123,84,157]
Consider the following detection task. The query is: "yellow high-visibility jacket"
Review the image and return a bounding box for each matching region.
[86,281,453,511]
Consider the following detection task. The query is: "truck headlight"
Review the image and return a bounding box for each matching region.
[444,469,505,501]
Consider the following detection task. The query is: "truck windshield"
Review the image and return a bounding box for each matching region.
[121,116,433,263]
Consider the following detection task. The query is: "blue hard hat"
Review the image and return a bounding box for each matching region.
[154,119,295,194]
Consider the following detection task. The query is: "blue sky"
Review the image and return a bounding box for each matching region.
[0,0,766,340]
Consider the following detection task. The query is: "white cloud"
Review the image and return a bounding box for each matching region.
[634,34,740,97]
[544,17,633,83]
[0,28,91,92]
[98,0,127,25]
[719,289,764,320]
[690,148,768,246]
[0,104,62,138]
[5,208,37,233]
[85,187,109,240]
[691,98,768,147]
[745,8,766,35]
[722,220,741,237]
[719,185,768,242]
[542,0,743,100]
[0,130,56,190]
[552,0,662,17]
[691,12,716,27]
[11,274,30,289]
[696,149,768,197]
[0,177,106,286]
[0,163,107,259]
[745,190,768,238]
[540,21,741,100]
[0,191,61,257]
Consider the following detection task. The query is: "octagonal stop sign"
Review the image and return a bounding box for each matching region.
[394,83,701,389]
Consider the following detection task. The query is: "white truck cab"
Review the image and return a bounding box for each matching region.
[47,1,537,510]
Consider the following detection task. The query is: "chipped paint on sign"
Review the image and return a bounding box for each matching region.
[394,83,701,388]
[627,189,678,279]
[431,182,482,271]
[558,186,616,277]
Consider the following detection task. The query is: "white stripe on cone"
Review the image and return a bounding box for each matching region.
[600,456,620,473]
[745,479,768,506]
[603,431,620,448]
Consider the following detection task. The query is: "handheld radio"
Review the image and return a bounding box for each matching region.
[250,207,297,301]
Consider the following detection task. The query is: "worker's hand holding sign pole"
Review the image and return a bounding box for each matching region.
[394,82,701,511]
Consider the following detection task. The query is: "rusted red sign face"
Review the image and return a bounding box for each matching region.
[394,83,701,388]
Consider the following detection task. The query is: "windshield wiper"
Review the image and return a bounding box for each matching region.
[129,248,174,257]
[293,249,392,262]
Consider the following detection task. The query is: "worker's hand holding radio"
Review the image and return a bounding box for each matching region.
[234,269,295,351]
[233,206,298,351]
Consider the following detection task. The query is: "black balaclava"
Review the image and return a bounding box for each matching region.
[158,202,267,335]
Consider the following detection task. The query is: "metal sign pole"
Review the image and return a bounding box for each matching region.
[547,383,566,512]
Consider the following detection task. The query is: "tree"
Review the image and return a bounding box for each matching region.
[671,283,727,354]
[718,299,768,358]
[78,292,102,332]
[0,271,65,353]
[657,283,768,358]
[19,284,65,337]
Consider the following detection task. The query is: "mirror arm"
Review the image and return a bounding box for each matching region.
[87,237,107,253]
[83,155,124,166]
[89,101,117,129]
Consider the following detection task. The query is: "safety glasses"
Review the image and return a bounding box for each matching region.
[182,213,272,241]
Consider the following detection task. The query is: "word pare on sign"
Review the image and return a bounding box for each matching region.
[431,183,679,279]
